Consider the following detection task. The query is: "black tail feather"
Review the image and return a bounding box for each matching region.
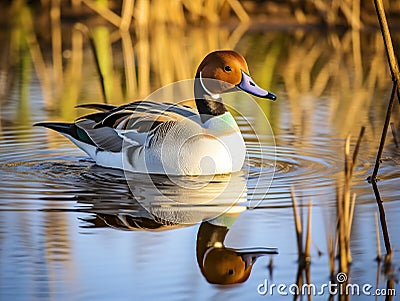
[34,122,76,137]
[75,103,117,112]
[34,122,96,147]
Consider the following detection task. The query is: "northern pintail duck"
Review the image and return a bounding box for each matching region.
[36,50,276,175]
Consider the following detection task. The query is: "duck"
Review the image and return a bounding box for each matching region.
[35,50,276,175]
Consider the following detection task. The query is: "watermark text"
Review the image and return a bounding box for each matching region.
[257,273,396,297]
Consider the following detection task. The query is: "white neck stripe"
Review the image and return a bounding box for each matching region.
[199,72,221,100]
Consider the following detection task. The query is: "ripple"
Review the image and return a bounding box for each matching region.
[0,127,399,213]
[245,135,372,207]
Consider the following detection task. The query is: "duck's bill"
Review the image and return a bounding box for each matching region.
[230,247,278,268]
[237,70,277,100]
[233,247,279,256]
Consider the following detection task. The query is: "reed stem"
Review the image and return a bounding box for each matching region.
[82,0,121,27]
[373,0,400,97]
[120,0,134,31]
[371,82,396,181]
[369,82,394,256]
[371,0,397,257]
[371,180,392,254]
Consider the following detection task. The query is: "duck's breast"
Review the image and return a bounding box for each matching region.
[143,114,245,175]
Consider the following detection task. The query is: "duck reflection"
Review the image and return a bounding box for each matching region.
[196,220,277,284]
[82,211,277,285]
[77,167,278,285]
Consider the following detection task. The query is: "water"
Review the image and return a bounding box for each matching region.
[1,18,400,300]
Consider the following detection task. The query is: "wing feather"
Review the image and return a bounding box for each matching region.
[76,120,123,152]
[76,112,108,123]
[74,101,199,151]
[80,101,197,132]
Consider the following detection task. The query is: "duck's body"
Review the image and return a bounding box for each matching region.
[36,51,276,175]
[44,102,245,175]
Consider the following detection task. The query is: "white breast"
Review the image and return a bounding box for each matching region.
[138,113,246,175]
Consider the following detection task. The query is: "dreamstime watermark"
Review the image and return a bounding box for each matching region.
[257,273,396,297]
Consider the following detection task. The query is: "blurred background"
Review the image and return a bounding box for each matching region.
[1,0,399,135]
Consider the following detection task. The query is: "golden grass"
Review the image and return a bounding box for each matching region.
[2,1,394,114]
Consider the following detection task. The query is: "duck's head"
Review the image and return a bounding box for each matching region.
[201,246,278,285]
[195,50,276,101]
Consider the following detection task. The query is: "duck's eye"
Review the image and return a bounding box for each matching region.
[224,66,232,72]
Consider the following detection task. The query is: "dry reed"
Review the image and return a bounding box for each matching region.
[370,0,398,257]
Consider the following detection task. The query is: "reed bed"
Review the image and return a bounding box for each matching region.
[14,0,400,29]
[1,1,396,120]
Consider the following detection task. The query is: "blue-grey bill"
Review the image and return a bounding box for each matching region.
[237,70,277,100]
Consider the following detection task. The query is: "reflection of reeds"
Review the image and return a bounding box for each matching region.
[0,1,394,135]
[327,231,335,278]
[290,187,312,266]
[282,28,390,137]
[389,122,399,148]
[13,2,53,108]
[290,186,303,260]
[338,127,364,273]
[374,212,382,261]
[293,254,313,301]
[325,127,364,276]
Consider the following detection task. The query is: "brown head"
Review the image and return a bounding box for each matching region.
[194,51,276,120]
[195,50,276,99]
